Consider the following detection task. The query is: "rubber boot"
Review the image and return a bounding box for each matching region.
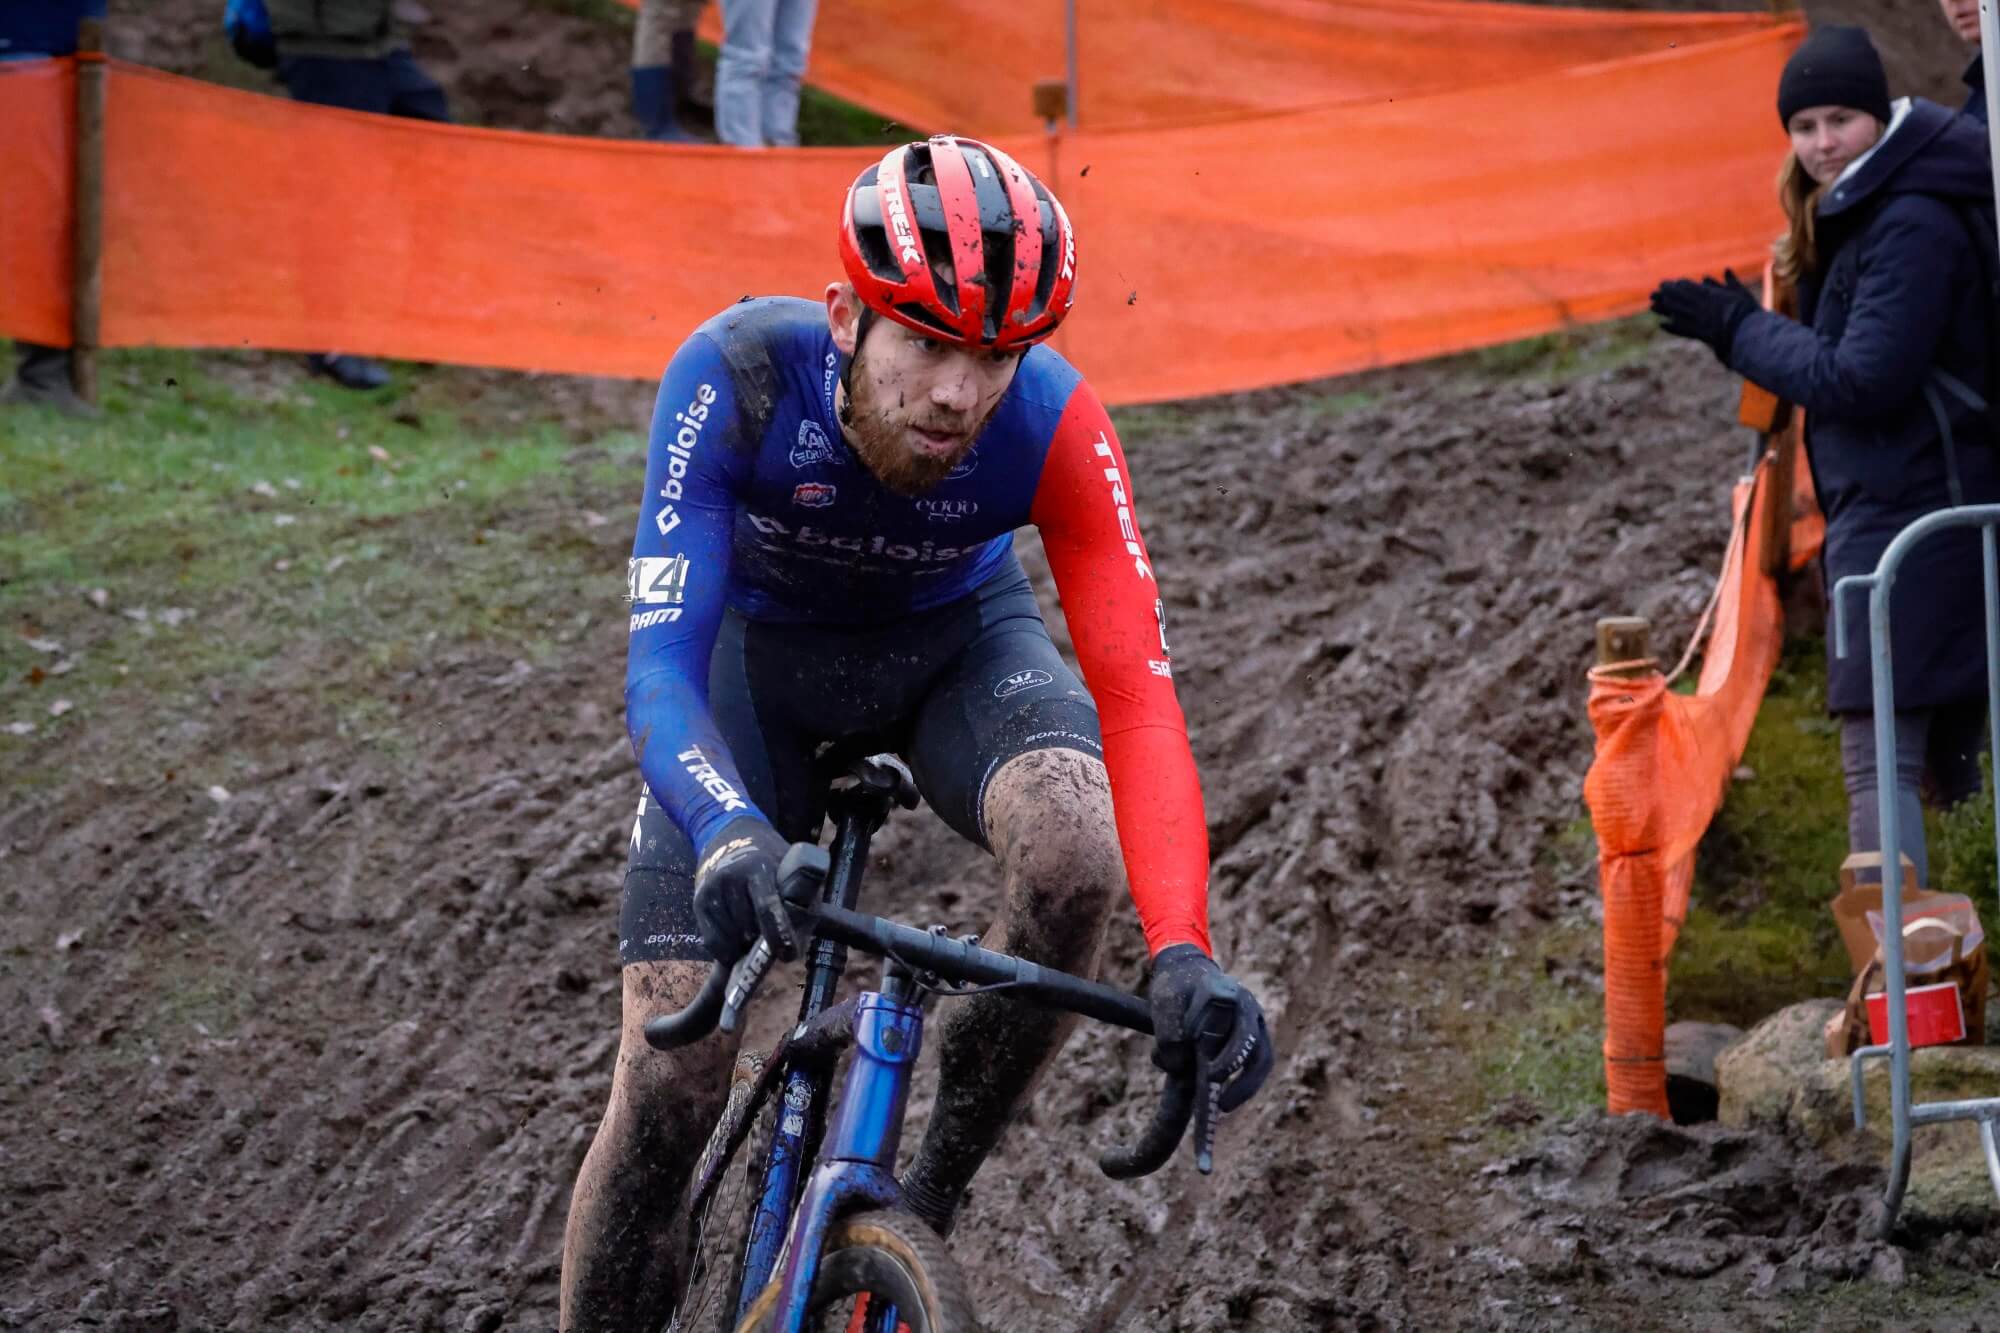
[631,64,697,143]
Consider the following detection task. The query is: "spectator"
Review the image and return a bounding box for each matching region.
[1938,0,1988,123]
[263,0,450,390]
[1651,26,1999,887]
[1,0,107,417]
[632,0,706,142]
[716,0,817,147]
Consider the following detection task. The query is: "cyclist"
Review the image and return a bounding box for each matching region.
[559,134,1274,1331]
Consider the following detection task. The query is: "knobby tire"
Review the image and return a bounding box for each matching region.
[731,1208,977,1333]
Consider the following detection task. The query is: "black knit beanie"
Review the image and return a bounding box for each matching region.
[1777,25,1890,127]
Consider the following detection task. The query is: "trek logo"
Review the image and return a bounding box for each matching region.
[914,497,976,523]
[655,382,718,537]
[993,668,1053,699]
[793,482,837,508]
[680,746,747,814]
[791,419,838,469]
[1059,224,1076,283]
[627,556,690,605]
[880,177,922,267]
[1091,433,1151,582]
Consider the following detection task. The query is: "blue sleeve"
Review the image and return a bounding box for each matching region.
[625,333,769,859]
[1727,203,1958,421]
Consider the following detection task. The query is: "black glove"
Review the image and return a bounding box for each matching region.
[1648,268,1758,365]
[693,818,797,965]
[1147,944,1273,1113]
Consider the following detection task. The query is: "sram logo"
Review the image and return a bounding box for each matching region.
[655,382,717,537]
[629,607,682,632]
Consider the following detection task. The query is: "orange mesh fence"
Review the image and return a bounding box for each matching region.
[673,0,1784,134]
[0,26,1800,403]
[1584,450,1791,1117]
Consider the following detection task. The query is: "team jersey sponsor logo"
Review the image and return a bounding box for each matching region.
[655,382,717,537]
[744,512,976,564]
[681,747,748,814]
[627,555,691,605]
[1091,433,1152,582]
[993,668,1054,699]
[631,792,649,851]
[1150,597,1172,676]
[915,497,976,523]
[792,482,837,508]
[821,351,838,412]
[791,419,838,469]
[630,607,683,632]
[947,448,978,480]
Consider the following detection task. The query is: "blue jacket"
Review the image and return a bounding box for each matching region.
[1968,54,1989,125]
[0,0,106,60]
[1728,99,1999,712]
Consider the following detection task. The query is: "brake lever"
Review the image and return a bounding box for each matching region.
[720,938,774,1035]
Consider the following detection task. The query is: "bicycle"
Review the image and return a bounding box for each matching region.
[647,753,1247,1333]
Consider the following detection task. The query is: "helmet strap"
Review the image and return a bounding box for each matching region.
[838,307,876,428]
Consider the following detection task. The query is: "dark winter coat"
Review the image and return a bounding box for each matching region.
[1727,98,1999,714]
[0,0,106,60]
[1968,54,1990,125]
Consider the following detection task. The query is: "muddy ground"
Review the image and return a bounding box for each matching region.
[9,1,2000,1330]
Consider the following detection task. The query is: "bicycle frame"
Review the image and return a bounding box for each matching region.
[729,785,914,1329]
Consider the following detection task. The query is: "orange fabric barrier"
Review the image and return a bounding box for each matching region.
[1584,455,1788,1117]
[0,59,76,347]
[0,28,1800,404]
[675,0,1783,134]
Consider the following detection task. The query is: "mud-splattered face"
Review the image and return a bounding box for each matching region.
[1786,104,1883,185]
[825,283,1020,497]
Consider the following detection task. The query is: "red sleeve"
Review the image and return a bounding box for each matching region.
[1030,380,1212,958]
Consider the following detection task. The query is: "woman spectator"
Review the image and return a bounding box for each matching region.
[1650,25,1999,888]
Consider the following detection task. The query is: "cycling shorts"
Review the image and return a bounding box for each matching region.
[618,564,1102,965]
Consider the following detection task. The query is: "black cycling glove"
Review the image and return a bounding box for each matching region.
[1648,268,1758,366]
[692,817,797,965]
[1146,943,1273,1113]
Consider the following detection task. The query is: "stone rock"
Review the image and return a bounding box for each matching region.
[1665,1020,1743,1123]
[1716,999,2000,1225]
[1714,1000,1840,1130]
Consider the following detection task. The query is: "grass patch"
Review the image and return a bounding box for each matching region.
[1447,312,1664,384]
[1,344,642,764]
[1443,922,1607,1135]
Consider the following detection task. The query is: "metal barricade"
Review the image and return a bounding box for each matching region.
[1833,504,2000,1235]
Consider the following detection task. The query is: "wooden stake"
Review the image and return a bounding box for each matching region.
[1595,617,1654,678]
[71,18,107,406]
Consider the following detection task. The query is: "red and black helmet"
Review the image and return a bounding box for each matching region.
[839,135,1076,352]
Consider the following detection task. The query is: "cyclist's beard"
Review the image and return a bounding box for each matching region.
[843,353,988,497]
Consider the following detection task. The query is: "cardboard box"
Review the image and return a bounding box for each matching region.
[1829,852,1954,977]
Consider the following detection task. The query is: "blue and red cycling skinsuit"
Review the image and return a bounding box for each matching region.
[622,298,1211,961]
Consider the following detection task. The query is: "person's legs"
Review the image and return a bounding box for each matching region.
[274,56,398,389]
[895,577,1119,1235]
[1923,696,1988,810]
[382,48,451,123]
[1842,709,1934,886]
[759,0,819,147]
[715,0,776,146]
[559,957,738,1332]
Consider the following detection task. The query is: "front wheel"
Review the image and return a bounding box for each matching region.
[733,1208,977,1333]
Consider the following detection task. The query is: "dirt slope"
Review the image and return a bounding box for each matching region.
[9,2,1999,1331]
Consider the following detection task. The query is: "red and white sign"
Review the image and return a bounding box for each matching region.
[1865,981,1967,1047]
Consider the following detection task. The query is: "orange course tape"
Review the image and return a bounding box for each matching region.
[0,24,1800,403]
